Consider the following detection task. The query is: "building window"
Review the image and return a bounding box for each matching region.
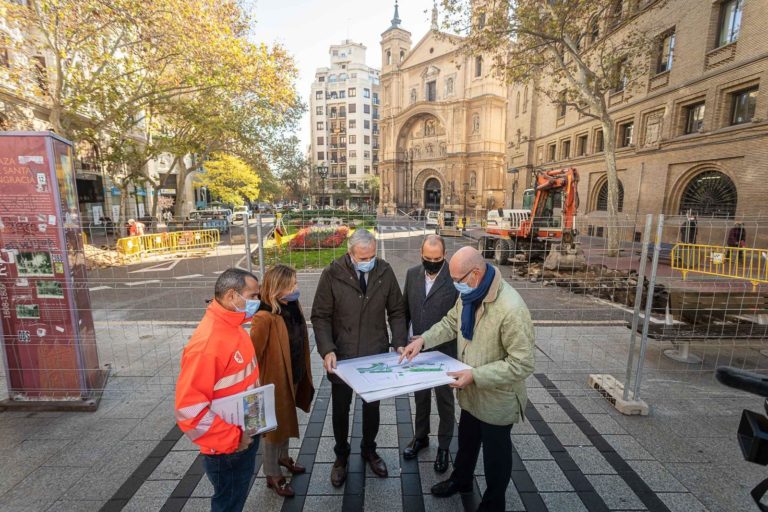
[684,102,705,134]
[386,50,391,65]
[364,104,370,114]
[339,90,346,99]
[364,119,370,129]
[318,76,325,82]
[427,80,436,101]
[348,119,356,129]
[364,135,370,144]
[33,56,47,92]
[656,30,675,74]
[400,49,405,62]
[446,77,454,95]
[317,152,324,160]
[515,92,520,117]
[364,150,370,159]
[557,91,567,118]
[349,135,356,144]
[348,88,356,97]
[478,12,486,29]
[316,122,324,130]
[717,0,743,48]
[547,143,556,162]
[349,150,357,158]
[315,91,322,99]
[364,165,371,174]
[613,58,628,92]
[596,180,625,212]
[679,170,737,218]
[595,129,605,152]
[730,87,758,125]
[474,56,483,78]
[316,106,323,115]
[522,86,528,113]
[363,88,370,98]
[317,136,324,145]
[350,165,357,174]
[576,134,588,156]
[348,103,356,114]
[619,122,634,147]
[561,139,571,159]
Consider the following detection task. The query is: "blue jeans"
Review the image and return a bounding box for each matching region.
[203,436,259,512]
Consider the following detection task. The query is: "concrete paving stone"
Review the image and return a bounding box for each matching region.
[527,387,556,404]
[181,497,211,511]
[46,500,104,511]
[625,460,688,492]
[302,495,345,511]
[603,435,655,460]
[477,475,525,511]
[306,463,345,495]
[46,420,141,467]
[582,413,629,435]
[565,446,617,475]
[133,479,179,499]
[192,475,214,497]
[540,491,589,512]
[243,477,286,510]
[375,425,400,448]
[533,403,573,423]
[122,496,168,511]
[656,492,709,512]
[365,448,401,478]
[585,474,646,510]
[148,450,198,480]
[419,461,451,494]
[513,419,536,434]
[511,434,554,460]
[0,465,88,512]
[523,460,574,492]
[172,435,198,451]
[666,462,756,512]
[548,423,591,447]
[99,398,165,419]
[422,493,466,512]
[314,436,338,463]
[363,475,403,512]
[566,396,612,414]
[380,405,397,425]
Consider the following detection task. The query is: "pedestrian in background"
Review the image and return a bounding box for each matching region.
[175,268,261,512]
[401,234,458,473]
[127,218,145,236]
[727,221,747,265]
[400,247,535,512]
[311,229,407,486]
[250,264,314,498]
[679,211,698,244]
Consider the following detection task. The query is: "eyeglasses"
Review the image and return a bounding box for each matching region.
[452,268,475,284]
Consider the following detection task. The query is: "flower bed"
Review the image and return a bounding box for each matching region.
[288,226,350,250]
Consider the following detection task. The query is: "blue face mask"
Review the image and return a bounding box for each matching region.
[354,256,376,273]
[235,292,260,318]
[282,290,300,302]
[453,282,476,295]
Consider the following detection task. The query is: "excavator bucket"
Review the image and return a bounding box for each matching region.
[543,242,587,271]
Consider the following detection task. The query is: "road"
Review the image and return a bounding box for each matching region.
[86,216,631,326]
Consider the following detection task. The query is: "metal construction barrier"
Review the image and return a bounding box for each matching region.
[671,243,768,289]
[116,229,220,258]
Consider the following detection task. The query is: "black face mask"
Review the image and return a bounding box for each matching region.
[422,259,444,275]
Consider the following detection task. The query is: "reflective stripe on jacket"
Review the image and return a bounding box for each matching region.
[175,300,259,455]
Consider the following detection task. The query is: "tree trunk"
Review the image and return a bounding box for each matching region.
[119,182,129,237]
[601,118,621,256]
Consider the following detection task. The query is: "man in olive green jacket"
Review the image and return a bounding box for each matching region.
[400,246,535,512]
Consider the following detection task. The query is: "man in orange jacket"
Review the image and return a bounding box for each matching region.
[175,268,261,512]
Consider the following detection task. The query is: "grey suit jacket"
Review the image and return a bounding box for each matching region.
[402,262,459,358]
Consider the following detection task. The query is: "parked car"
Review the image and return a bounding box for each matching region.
[232,205,251,222]
[426,210,440,228]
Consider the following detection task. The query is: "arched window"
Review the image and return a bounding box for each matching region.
[522,86,528,113]
[679,170,737,218]
[596,179,624,212]
[515,92,521,116]
[386,50,392,65]
[400,49,405,62]
[474,56,483,78]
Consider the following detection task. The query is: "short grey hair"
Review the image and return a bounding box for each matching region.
[214,268,258,299]
[421,234,445,253]
[348,229,377,252]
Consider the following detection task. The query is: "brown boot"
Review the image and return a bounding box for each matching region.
[361,451,388,477]
[266,476,295,498]
[330,456,348,487]
[279,457,306,474]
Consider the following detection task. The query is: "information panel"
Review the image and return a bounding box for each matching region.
[0,132,104,402]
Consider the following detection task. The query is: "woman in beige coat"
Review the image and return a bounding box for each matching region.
[250,265,314,497]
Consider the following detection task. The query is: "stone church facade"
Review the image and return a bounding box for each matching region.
[379,4,509,218]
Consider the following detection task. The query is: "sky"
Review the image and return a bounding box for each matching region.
[250,0,436,151]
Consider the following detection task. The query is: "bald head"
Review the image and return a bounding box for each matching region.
[449,246,486,286]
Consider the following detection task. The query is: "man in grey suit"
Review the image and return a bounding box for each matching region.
[402,234,458,473]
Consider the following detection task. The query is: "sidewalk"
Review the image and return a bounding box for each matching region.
[0,321,761,511]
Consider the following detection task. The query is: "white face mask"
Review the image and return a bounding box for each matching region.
[352,255,376,273]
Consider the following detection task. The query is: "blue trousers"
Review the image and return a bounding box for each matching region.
[203,436,259,512]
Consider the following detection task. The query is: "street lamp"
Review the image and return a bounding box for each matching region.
[462,181,469,228]
[507,167,520,209]
[316,164,329,208]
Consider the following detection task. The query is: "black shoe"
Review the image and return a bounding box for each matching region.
[431,478,473,497]
[434,448,450,474]
[403,437,429,460]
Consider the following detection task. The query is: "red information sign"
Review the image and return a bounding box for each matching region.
[0,132,105,402]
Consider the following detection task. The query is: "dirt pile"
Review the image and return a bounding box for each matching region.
[84,244,124,269]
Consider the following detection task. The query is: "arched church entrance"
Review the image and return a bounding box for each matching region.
[424,178,441,210]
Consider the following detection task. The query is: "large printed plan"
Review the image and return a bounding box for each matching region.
[333,351,471,402]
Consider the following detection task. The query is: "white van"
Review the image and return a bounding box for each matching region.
[426,210,440,227]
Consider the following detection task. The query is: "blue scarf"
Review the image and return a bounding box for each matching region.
[460,263,495,341]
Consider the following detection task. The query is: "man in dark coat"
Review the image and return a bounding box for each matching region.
[311,229,407,487]
[402,234,458,473]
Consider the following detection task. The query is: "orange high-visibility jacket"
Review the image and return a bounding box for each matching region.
[175,300,259,455]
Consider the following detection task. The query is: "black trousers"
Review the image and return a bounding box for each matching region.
[414,383,455,449]
[331,380,380,457]
[451,409,513,512]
